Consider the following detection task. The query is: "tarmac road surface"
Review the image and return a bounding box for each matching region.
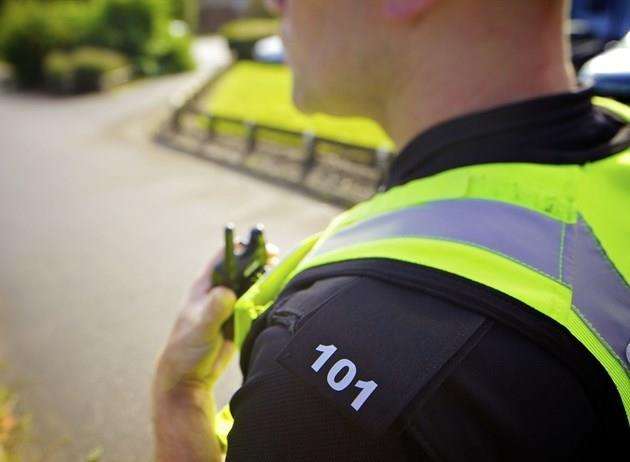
[0,38,340,461]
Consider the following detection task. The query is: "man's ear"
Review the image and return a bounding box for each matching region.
[383,0,439,21]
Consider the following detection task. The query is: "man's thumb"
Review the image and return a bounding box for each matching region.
[203,287,237,333]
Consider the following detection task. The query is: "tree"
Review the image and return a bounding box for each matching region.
[172,0,198,32]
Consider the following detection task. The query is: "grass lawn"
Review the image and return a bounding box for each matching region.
[204,61,394,150]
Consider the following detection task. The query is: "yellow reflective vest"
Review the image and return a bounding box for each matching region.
[217,97,630,448]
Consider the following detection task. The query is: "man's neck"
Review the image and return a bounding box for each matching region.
[378,3,578,150]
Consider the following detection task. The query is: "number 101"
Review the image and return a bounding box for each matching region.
[311,344,378,411]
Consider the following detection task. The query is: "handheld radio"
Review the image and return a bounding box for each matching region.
[212,224,269,340]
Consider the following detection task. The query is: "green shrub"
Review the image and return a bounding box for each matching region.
[91,0,170,58]
[0,0,193,87]
[139,23,194,76]
[44,46,130,93]
[43,50,74,93]
[72,46,129,92]
[0,1,98,87]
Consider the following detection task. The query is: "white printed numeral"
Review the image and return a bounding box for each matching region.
[311,344,337,372]
[351,380,378,411]
[327,359,357,391]
[311,344,378,411]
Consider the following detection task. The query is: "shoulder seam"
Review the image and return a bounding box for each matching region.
[270,276,364,335]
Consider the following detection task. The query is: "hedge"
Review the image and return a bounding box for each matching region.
[45,46,131,93]
[0,1,99,87]
[44,49,75,93]
[218,17,280,60]
[0,0,194,89]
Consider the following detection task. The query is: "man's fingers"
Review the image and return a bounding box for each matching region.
[201,287,236,337]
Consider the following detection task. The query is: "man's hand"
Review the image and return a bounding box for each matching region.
[153,249,237,462]
[153,243,278,462]
[154,261,237,397]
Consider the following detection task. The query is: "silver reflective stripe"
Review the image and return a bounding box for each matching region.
[563,219,630,368]
[312,199,630,367]
[314,199,565,280]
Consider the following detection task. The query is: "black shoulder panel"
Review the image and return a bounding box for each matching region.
[275,275,487,436]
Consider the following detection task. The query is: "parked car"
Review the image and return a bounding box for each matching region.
[579,32,630,101]
[570,0,630,69]
[253,35,284,64]
[571,19,607,69]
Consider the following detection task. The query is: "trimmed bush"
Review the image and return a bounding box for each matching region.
[0,0,193,88]
[218,18,280,60]
[0,1,98,87]
[43,50,74,93]
[44,46,130,93]
[72,46,130,92]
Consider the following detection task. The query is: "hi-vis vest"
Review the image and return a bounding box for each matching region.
[215,97,630,449]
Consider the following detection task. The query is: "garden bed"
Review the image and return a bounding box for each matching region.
[201,61,394,150]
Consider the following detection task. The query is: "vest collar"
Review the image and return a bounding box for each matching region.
[385,86,626,189]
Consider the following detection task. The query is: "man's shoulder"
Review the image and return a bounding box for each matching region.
[234,269,627,458]
[246,272,489,435]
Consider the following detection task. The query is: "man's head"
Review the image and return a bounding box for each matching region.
[266,0,573,146]
[266,0,396,118]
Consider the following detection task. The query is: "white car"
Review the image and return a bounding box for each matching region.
[253,35,285,64]
[579,32,630,101]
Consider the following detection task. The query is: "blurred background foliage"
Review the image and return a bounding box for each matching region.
[218,16,278,60]
[0,385,26,462]
[0,0,197,91]
[171,0,198,32]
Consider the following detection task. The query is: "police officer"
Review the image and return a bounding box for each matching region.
[153,0,630,460]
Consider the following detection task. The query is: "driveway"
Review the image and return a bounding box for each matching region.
[0,38,340,461]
